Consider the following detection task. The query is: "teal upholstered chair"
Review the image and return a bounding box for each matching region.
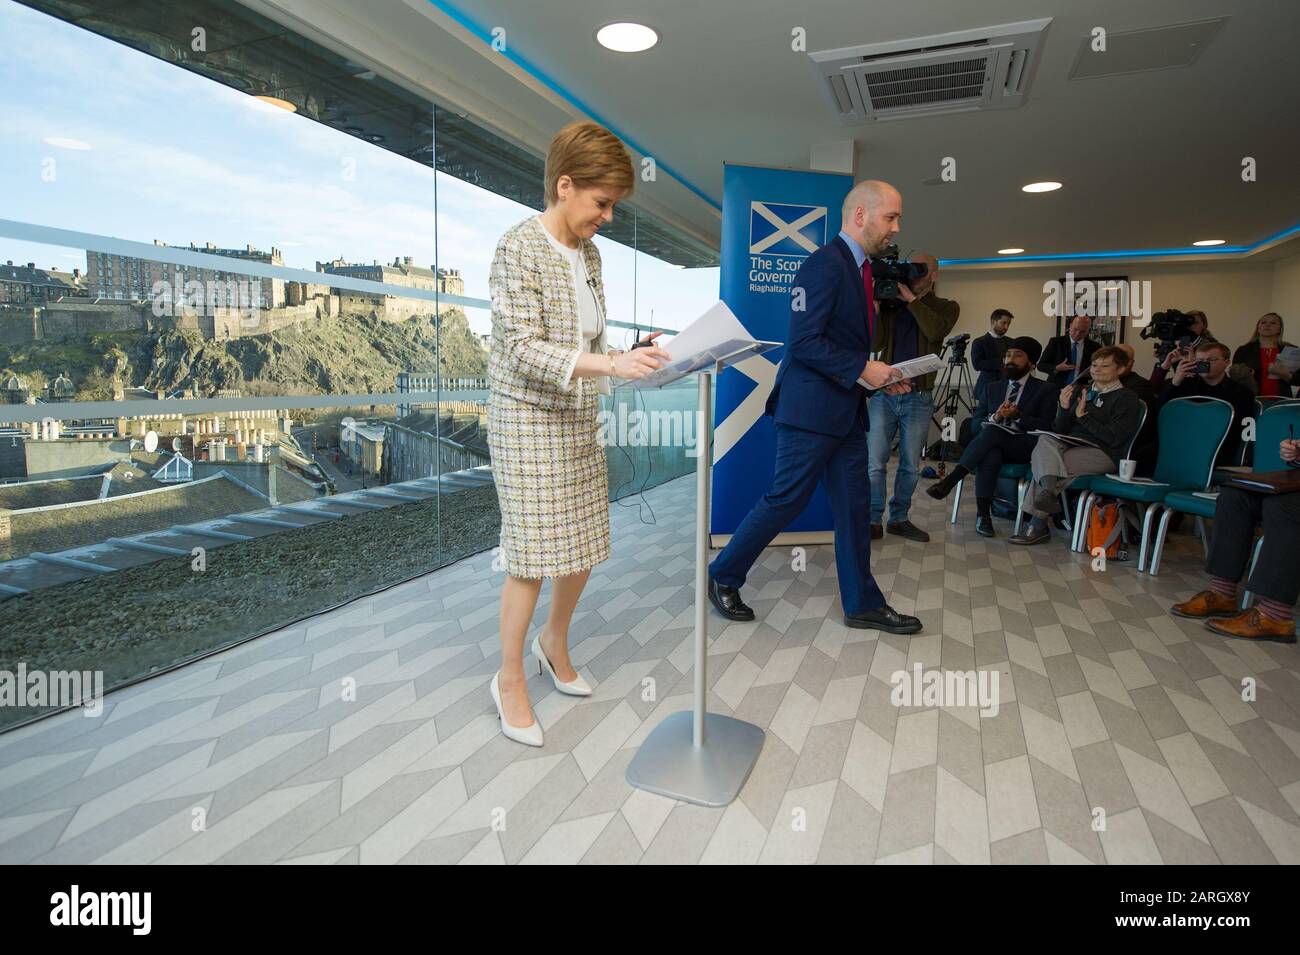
[949,462,1030,535]
[1065,399,1148,552]
[1152,400,1300,579]
[1080,396,1233,571]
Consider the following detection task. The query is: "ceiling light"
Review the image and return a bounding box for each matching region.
[596,22,659,52]
[1192,239,1225,247]
[252,94,297,113]
[1021,181,1061,193]
[997,248,1025,255]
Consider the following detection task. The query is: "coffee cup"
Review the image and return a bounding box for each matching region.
[1119,459,1137,481]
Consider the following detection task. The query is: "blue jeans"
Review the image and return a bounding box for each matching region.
[867,389,933,525]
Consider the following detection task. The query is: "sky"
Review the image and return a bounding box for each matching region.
[0,0,719,339]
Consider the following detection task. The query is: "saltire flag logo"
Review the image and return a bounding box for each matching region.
[748,201,827,257]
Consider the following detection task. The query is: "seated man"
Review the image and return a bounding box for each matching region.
[1010,346,1142,545]
[1170,437,1299,642]
[1116,342,1158,476]
[926,336,1058,537]
[1157,340,1255,465]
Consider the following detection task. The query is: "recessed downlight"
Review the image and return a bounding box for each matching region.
[997,248,1025,255]
[1021,181,1062,193]
[1192,239,1225,247]
[596,22,659,52]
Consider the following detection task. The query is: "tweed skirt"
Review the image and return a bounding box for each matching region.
[487,386,611,578]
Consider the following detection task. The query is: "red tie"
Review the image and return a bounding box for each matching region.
[862,260,875,342]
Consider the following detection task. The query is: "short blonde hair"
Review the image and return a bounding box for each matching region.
[544,121,635,206]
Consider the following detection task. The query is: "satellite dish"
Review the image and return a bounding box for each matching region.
[143,430,158,453]
[171,436,183,452]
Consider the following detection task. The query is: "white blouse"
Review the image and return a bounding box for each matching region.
[538,216,602,346]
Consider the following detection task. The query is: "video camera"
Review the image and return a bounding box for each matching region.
[870,244,928,303]
[1139,308,1198,360]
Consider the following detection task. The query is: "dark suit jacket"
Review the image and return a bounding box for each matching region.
[969,373,1060,437]
[1232,340,1298,397]
[765,236,873,437]
[1041,334,1100,389]
[970,332,1009,405]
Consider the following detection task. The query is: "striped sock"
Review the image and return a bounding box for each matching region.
[1209,577,1238,600]
[1255,597,1295,623]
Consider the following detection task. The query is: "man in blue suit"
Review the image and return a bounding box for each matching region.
[925,336,1060,537]
[708,180,923,635]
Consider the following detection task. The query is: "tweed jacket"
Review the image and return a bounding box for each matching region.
[488,215,611,409]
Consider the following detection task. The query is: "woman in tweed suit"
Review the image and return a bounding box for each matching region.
[488,121,671,746]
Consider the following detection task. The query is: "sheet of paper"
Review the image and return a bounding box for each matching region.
[1028,430,1102,450]
[633,300,779,389]
[887,353,945,380]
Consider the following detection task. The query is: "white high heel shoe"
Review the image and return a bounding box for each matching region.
[532,633,592,696]
[489,671,543,747]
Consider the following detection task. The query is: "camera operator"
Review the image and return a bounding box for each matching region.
[1157,341,1254,465]
[1150,310,1214,389]
[1041,314,1099,388]
[867,250,959,542]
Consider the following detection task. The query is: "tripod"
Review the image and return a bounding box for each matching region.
[923,340,976,477]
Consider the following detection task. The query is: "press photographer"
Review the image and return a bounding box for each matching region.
[867,247,959,542]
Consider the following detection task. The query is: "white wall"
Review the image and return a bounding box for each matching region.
[936,249,1300,378]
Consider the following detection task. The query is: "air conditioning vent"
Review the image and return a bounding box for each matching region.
[810,18,1052,124]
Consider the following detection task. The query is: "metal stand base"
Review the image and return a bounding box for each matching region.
[625,711,765,807]
[624,366,764,807]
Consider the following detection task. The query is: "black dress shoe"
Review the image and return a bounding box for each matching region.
[990,499,1018,520]
[887,520,930,543]
[708,577,754,621]
[870,523,883,540]
[1009,524,1051,545]
[845,604,923,635]
[975,516,995,538]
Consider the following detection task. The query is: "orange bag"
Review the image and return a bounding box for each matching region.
[1086,501,1128,560]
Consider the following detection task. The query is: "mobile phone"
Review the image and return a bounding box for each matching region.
[1194,360,1211,374]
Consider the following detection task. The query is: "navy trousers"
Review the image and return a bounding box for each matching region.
[958,423,1037,499]
[709,413,886,615]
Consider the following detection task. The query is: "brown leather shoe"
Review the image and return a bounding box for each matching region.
[870,523,883,540]
[1170,589,1239,619]
[1205,608,1296,644]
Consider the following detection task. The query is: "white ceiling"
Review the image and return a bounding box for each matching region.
[242,0,1300,267]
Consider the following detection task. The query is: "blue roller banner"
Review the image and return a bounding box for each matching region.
[711,162,853,539]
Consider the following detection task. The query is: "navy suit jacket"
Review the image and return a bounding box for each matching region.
[970,332,1008,404]
[970,373,1060,436]
[1041,335,1100,389]
[764,236,873,437]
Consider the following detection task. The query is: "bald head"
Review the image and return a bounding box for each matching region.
[1117,342,1135,369]
[841,179,901,255]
